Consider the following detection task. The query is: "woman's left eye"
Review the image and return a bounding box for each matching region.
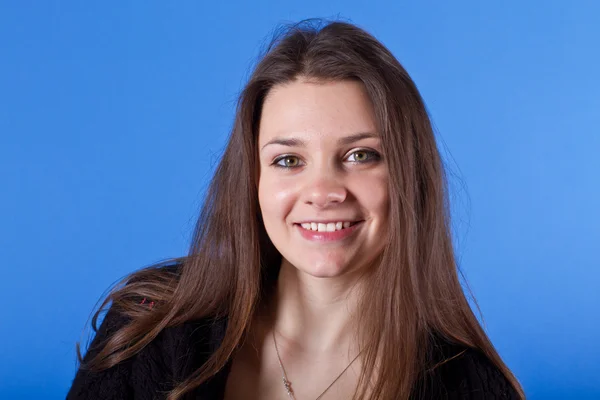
[346,150,381,163]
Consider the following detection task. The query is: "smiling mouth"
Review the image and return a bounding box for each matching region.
[294,220,364,242]
[294,220,363,232]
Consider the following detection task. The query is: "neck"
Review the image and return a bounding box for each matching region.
[266,258,365,355]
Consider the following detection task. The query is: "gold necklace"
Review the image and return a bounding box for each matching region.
[272,330,362,400]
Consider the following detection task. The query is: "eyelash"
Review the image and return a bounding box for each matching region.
[271,149,382,169]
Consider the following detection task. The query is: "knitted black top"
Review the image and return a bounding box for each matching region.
[67,296,520,400]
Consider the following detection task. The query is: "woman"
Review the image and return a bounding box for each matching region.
[67,19,525,400]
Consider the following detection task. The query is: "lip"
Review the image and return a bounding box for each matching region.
[294,219,362,224]
[295,221,364,242]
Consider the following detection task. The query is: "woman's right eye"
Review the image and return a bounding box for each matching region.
[272,155,302,169]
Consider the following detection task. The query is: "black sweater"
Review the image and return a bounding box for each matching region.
[67,306,520,400]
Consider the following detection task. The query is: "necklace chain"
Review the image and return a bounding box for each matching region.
[272,330,362,400]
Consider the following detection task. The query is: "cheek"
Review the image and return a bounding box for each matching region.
[354,171,389,216]
[377,185,390,217]
[258,174,297,225]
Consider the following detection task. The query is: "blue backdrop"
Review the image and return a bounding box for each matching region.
[1,1,598,399]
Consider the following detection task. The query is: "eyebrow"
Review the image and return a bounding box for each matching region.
[260,132,380,151]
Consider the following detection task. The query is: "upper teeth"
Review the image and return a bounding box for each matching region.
[300,222,353,232]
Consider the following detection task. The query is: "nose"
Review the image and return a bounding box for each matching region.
[302,172,347,208]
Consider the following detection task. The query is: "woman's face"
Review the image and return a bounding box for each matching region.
[257,78,389,278]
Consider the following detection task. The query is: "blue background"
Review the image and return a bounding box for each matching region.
[1,1,598,399]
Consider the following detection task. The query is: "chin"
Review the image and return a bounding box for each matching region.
[302,268,345,279]
[295,257,352,278]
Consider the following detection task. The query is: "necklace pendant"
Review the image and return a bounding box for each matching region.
[283,377,293,395]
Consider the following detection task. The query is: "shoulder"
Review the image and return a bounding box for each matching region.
[418,336,521,400]
[87,261,184,337]
[68,261,225,399]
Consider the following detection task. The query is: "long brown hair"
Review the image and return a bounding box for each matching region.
[76,18,525,399]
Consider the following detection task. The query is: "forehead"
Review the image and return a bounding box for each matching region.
[258,78,379,145]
